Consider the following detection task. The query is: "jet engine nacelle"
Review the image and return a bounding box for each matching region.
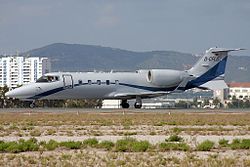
[147,69,185,87]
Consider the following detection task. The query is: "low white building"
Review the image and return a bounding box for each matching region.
[0,56,51,88]
[102,100,121,109]
[228,82,250,99]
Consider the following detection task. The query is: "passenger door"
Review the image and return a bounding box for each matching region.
[63,74,73,89]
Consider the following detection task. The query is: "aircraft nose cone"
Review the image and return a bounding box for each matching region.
[5,89,22,98]
[5,85,38,99]
[5,91,13,98]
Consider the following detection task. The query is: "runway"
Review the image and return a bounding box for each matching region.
[0,107,249,113]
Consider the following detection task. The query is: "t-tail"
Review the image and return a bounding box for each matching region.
[177,47,244,91]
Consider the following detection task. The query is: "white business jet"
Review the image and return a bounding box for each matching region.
[5,47,244,108]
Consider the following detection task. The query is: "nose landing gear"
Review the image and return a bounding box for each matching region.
[29,100,36,108]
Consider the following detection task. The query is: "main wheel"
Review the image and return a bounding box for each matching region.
[121,100,130,108]
[134,102,142,109]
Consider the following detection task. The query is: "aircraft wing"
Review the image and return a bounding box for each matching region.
[112,75,196,99]
[113,91,171,99]
[173,75,196,93]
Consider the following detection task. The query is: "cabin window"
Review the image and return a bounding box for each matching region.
[36,75,60,83]
[88,80,92,85]
[78,80,82,85]
[115,80,119,85]
[106,80,110,85]
[97,80,101,85]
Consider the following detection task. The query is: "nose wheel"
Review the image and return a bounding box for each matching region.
[29,101,36,108]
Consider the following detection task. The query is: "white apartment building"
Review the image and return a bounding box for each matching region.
[0,56,51,88]
[228,82,250,99]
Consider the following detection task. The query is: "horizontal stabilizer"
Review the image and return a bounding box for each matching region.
[211,48,245,53]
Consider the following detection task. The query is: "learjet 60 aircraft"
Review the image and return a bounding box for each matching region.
[5,48,244,108]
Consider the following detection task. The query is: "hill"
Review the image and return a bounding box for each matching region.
[26,43,250,82]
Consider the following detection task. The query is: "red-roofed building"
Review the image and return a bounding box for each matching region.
[228,82,250,99]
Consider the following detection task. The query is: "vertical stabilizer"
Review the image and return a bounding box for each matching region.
[187,48,244,87]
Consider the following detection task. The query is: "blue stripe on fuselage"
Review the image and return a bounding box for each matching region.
[28,82,176,99]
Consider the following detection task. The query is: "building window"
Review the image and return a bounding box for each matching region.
[235,89,240,92]
[106,80,110,85]
[243,89,248,92]
[97,80,101,85]
[88,80,92,85]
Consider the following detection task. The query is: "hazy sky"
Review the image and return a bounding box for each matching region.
[0,0,249,55]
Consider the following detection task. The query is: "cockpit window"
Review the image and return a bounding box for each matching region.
[36,76,60,83]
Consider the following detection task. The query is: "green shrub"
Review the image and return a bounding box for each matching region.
[115,138,136,152]
[60,141,82,149]
[172,127,182,134]
[131,141,150,152]
[124,131,137,136]
[17,138,39,152]
[149,131,156,135]
[159,142,189,151]
[240,139,250,149]
[230,139,241,150]
[30,129,42,137]
[44,140,59,151]
[219,139,229,147]
[115,138,150,152]
[230,139,250,150]
[197,140,214,151]
[0,141,9,152]
[0,138,39,153]
[166,134,183,142]
[98,140,114,151]
[5,142,20,153]
[82,138,98,147]
[46,129,56,135]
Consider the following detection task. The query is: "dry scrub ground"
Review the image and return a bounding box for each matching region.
[0,109,250,166]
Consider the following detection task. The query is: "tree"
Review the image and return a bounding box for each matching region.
[213,97,221,108]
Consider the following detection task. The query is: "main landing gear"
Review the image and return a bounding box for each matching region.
[134,96,142,109]
[121,100,130,108]
[120,97,142,109]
